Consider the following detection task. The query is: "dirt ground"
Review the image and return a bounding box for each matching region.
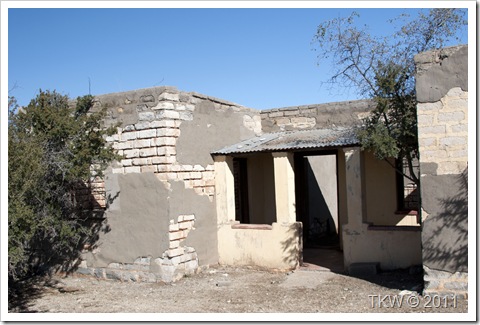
[8,264,467,320]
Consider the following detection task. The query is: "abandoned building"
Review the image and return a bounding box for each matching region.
[76,44,468,297]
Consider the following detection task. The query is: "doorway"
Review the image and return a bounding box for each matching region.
[295,151,343,271]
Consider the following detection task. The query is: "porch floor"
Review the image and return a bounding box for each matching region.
[300,247,345,273]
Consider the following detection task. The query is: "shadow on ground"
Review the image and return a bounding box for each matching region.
[301,247,423,293]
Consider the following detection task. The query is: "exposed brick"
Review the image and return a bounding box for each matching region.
[121,131,137,141]
[417,115,434,126]
[181,165,194,171]
[439,136,466,147]
[152,137,176,146]
[450,124,468,133]
[150,120,176,128]
[418,125,446,135]
[283,110,300,116]
[134,122,151,130]
[112,167,124,174]
[139,147,157,157]
[275,117,290,125]
[125,166,141,173]
[192,164,204,171]
[268,111,284,118]
[182,215,195,222]
[157,164,171,172]
[419,137,437,147]
[114,141,133,150]
[141,165,157,173]
[153,101,175,110]
[190,172,202,179]
[137,129,157,139]
[156,110,180,119]
[138,111,155,121]
[446,98,467,111]
[159,93,179,101]
[132,158,151,165]
[133,139,151,148]
[166,247,185,257]
[437,111,465,122]
[152,156,176,164]
[178,220,194,230]
[124,149,140,158]
[169,240,180,249]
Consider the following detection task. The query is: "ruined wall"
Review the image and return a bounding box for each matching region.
[260,99,374,133]
[78,86,260,282]
[414,45,468,297]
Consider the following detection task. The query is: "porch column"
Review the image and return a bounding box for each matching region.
[214,155,236,224]
[343,147,364,227]
[272,152,296,224]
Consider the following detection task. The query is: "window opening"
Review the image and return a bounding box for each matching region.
[233,158,250,223]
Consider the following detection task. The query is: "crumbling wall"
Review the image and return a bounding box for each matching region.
[260,99,374,133]
[414,45,468,297]
[78,86,260,282]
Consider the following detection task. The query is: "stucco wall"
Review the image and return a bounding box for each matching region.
[246,154,276,225]
[343,224,422,270]
[363,153,418,226]
[415,44,468,296]
[217,222,302,270]
[79,86,260,282]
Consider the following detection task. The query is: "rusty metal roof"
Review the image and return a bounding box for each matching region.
[211,127,360,155]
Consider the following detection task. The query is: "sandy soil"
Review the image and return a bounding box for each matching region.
[8,264,467,320]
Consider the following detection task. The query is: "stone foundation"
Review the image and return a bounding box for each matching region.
[77,214,200,283]
[423,265,468,298]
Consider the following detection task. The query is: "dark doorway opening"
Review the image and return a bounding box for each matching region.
[295,151,343,272]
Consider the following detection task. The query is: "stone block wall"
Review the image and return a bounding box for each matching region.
[415,45,468,297]
[260,99,374,133]
[78,86,259,282]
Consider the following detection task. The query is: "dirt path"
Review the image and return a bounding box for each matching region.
[8,265,467,318]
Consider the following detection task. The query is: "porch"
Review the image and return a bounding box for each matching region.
[212,128,422,272]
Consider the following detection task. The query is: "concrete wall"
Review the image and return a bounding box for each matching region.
[260,99,374,133]
[217,222,302,270]
[343,224,422,270]
[415,45,468,296]
[79,86,260,282]
[246,154,276,225]
[363,153,418,226]
[342,148,422,271]
[305,154,338,236]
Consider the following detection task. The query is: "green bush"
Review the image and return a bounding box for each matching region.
[8,90,119,280]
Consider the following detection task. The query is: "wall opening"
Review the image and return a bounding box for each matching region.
[295,151,340,248]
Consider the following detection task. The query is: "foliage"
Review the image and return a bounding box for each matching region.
[313,9,467,184]
[8,90,119,280]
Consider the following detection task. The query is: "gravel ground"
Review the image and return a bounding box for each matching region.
[8,264,467,320]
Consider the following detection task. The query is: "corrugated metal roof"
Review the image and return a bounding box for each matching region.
[211,127,360,155]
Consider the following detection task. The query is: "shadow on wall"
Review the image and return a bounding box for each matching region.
[423,167,468,272]
[280,222,303,269]
[8,187,119,312]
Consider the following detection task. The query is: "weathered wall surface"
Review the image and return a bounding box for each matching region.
[363,154,418,226]
[415,45,468,296]
[217,222,302,270]
[260,99,374,133]
[79,86,260,282]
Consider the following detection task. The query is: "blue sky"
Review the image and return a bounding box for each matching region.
[6,3,470,110]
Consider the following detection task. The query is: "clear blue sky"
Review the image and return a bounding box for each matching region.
[7,4,469,110]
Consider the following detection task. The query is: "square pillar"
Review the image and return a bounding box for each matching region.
[272,152,296,224]
[214,155,236,224]
[343,147,364,227]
